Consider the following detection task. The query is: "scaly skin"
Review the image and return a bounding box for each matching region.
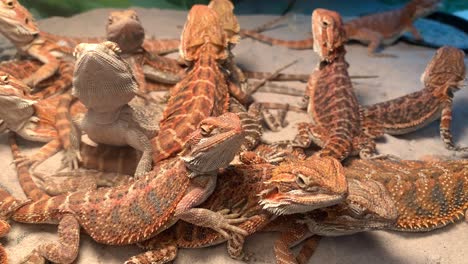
[105,9,186,93]
[151,5,251,163]
[241,0,441,56]
[72,41,160,178]
[360,46,468,152]
[293,9,375,160]
[270,157,468,264]
[124,155,348,264]
[0,59,74,99]
[0,71,86,171]
[0,1,181,92]
[0,186,29,264]
[6,113,247,264]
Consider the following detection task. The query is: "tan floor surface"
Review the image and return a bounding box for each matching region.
[0,7,467,264]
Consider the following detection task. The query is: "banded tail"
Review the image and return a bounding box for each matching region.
[242,30,313,50]
[143,38,181,55]
[8,132,50,201]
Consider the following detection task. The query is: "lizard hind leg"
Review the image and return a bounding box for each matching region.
[21,215,80,264]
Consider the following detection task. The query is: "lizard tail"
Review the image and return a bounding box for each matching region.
[8,132,50,201]
[241,29,314,50]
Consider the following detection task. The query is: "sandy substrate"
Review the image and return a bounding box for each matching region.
[0,7,467,264]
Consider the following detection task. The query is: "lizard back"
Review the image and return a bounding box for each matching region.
[307,55,361,159]
[344,158,468,231]
[13,160,190,245]
[151,44,230,163]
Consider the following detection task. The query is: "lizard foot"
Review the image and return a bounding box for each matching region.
[34,170,100,195]
[58,148,83,171]
[213,209,249,240]
[180,208,248,240]
[12,154,40,170]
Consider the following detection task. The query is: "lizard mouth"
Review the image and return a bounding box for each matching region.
[259,187,346,215]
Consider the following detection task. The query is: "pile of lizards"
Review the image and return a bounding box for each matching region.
[0,0,466,263]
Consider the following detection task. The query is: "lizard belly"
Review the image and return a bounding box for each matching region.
[81,119,129,146]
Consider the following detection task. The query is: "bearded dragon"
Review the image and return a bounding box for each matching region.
[360,46,468,152]
[105,9,186,93]
[5,112,248,264]
[37,145,345,264]
[290,8,377,160]
[0,59,74,99]
[0,70,87,171]
[241,0,441,57]
[150,5,256,164]
[71,41,163,178]
[263,157,468,263]
[0,1,181,90]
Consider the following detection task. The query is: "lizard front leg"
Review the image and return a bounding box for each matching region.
[142,64,182,85]
[21,214,80,264]
[175,176,248,240]
[352,28,397,58]
[229,98,263,151]
[14,138,62,171]
[126,129,153,178]
[55,93,82,170]
[23,45,60,88]
[440,100,468,152]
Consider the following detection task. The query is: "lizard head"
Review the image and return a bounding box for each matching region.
[259,156,348,215]
[73,41,138,111]
[208,0,241,47]
[182,112,244,177]
[106,9,145,54]
[0,73,36,133]
[311,8,346,63]
[406,0,442,19]
[301,178,397,236]
[0,0,39,45]
[180,4,228,62]
[420,46,466,95]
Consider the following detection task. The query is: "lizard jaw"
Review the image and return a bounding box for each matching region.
[259,187,346,215]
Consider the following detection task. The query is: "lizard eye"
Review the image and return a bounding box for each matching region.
[108,17,114,24]
[25,18,29,24]
[322,20,329,27]
[200,124,212,136]
[6,1,14,8]
[296,174,307,188]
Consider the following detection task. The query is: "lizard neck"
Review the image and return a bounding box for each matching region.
[319,46,347,69]
[85,106,126,125]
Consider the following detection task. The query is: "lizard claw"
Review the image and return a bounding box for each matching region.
[12,154,39,169]
[211,211,248,240]
[29,116,40,123]
[59,148,82,171]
